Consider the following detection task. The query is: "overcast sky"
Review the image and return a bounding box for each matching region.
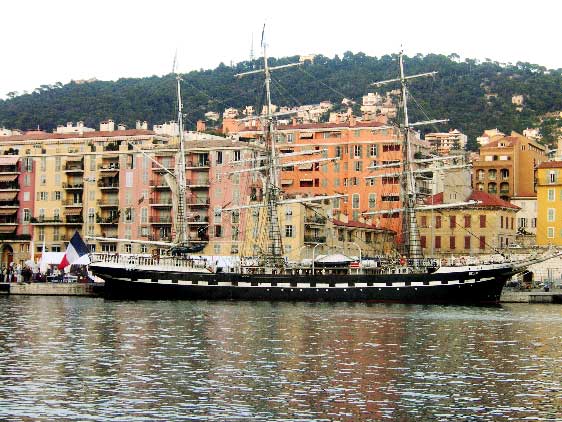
[1,0,559,99]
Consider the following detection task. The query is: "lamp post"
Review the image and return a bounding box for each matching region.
[349,241,362,267]
[312,242,325,274]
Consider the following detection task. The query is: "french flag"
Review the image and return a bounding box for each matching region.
[59,231,90,270]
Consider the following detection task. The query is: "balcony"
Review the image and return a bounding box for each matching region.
[0,174,20,190]
[97,199,119,207]
[0,233,31,241]
[97,181,119,189]
[186,179,210,188]
[185,160,210,169]
[64,161,84,173]
[187,215,209,225]
[97,216,119,225]
[149,198,173,206]
[62,182,84,190]
[304,235,327,244]
[149,179,169,189]
[98,162,120,171]
[65,217,83,225]
[62,200,83,207]
[0,199,19,208]
[187,198,210,206]
[304,216,327,225]
[31,217,63,225]
[149,235,172,242]
[149,216,172,224]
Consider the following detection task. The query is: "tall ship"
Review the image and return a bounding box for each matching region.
[89,45,558,303]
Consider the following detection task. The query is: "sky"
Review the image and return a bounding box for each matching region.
[1,0,560,100]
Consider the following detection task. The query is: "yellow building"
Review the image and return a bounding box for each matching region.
[536,161,562,246]
[418,190,520,256]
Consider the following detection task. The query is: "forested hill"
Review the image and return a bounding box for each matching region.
[1,52,561,149]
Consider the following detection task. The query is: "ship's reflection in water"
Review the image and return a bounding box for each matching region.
[0,297,561,421]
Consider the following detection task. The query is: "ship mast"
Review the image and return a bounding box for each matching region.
[372,50,447,264]
[235,27,301,270]
[174,75,189,246]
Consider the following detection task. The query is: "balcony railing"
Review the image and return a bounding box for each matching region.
[62,182,84,189]
[149,216,172,223]
[0,183,20,190]
[97,181,119,188]
[0,233,31,241]
[186,160,210,168]
[31,217,63,224]
[187,198,210,206]
[149,198,173,205]
[0,200,19,207]
[62,200,83,206]
[186,179,210,187]
[304,235,327,243]
[304,216,327,225]
[97,199,120,206]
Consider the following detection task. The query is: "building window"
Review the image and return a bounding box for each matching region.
[547,208,555,222]
[421,215,427,227]
[214,225,222,238]
[420,236,426,249]
[369,144,377,157]
[368,194,376,208]
[140,245,148,254]
[518,217,527,228]
[285,225,294,238]
[352,194,360,209]
[354,161,362,172]
[480,215,486,228]
[231,210,239,224]
[141,207,148,224]
[449,215,456,229]
[479,236,486,250]
[335,146,342,158]
[435,236,441,249]
[450,236,456,250]
[548,189,555,201]
[125,244,132,253]
[233,150,241,162]
[464,215,471,228]
[435,215,442,229]
[500,215,504,229]
[547,227,554,238]
[464,236,471,250]
[23,208,31,223]
[353,145,362,157]
[216,151,223,164]
[549,171,557,184]
[531,218,537,228]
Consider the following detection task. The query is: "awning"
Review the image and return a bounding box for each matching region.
[298,163,313,170]
[101,171,119,177]
[0,174,18,182]
[0,226,15,233]
[0,156,19,165]
[63,208,82,216]
[0,209,17,215]
[281,179,293,186]
[0,192,17,201]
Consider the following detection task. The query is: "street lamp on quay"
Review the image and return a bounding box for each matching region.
[312,242,326,274]
[349,241,362,267]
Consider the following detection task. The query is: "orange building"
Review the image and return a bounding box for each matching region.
[232,120,431,234]
[472,132,546,201]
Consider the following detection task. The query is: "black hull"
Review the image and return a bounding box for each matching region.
[93,266,512,304]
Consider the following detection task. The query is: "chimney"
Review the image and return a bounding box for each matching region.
[349,115,356,127]
[142,121,148,130]
[136,120,141,130]
[196,120,206,132]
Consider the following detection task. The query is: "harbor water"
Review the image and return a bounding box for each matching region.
[0,296,561,421]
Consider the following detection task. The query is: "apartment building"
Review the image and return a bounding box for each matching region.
[536,161,562,246]
[230,119,431,236]
[424,129,467,155]
[472,132,546,201]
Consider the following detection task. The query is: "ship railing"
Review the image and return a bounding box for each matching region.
[91,253,208,269]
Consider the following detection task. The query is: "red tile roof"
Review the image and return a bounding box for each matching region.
[332,219,395,233]
[0,129,155,142]
[424,190,519,210]
[537,161,562,169]
[238,120,386,132]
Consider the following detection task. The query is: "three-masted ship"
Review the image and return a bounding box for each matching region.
[89,47,558,303]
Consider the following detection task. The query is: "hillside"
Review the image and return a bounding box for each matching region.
[1,52,561,149]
